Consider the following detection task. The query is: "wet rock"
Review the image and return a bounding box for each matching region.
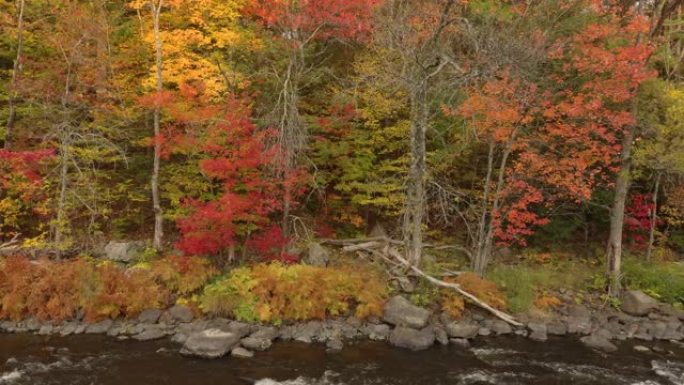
[621,290,659,316]
[103,241,143,263]
[231,347,254,358]
[489,320,512,335]
[38,325,54,335]
[547,322,568,336]
[292,321,323,343]
[241,336,272,351]
[434,325,449,345]
[389,326,435,351]
[85,319,113,334]
[59,322,79,336]
[478,327,491,337]
[168,305,194,323]
[326,338,344,351]
[1,321,16,333]
[171,331,189,344]
[446,322,480,339]
[581,334,617,352]
[24,318,41,331]
[305,243,330,267]
[449,338,470,349]
[106,322,123,337]
[250,326,279,341]
[133,325,166,341]
[527,323,547,341]
[382,296,431,329]
[180,328,241,359]
[633,345,651,353]
[366,324,391,341]
[138,309,162,324]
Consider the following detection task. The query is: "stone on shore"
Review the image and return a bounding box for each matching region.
[445,322,480,339]
[621,290,659,316]
[180,328,241,358]
[382,296,431,329]
[581,334,618,352]
[389,326,435,351]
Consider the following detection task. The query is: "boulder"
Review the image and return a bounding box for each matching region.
[168,305,194,323]
[231,347,254,358]
[527,322,547,341]
[621,290,659,316]
[547,322,568,336]
[580,334,617,353]
[389,326,435,351]
[138,309,162,324]
[241,337,272,351]
[103,241,143,263]
[292,321,323,343]
[250,326,279,341]
[133,326,166,341]
[450,338,471,349]
[85,319,113,334]
[366,324,391,341]
[445,322,480,339]
[382,296,431,329]
[434,325,449,345]
[305,243,330,267]
[489,320,513,335]
[180,329,241,359]
[326,338,344,351]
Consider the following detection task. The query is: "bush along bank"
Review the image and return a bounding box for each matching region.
[0,256,683,358]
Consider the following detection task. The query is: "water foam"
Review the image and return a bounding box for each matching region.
[0,370,22,384]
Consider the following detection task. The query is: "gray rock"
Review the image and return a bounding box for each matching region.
[241,337,272,351]
[434,325,449,345]
[527,323,547,341]
[293,321,323,343]
[326,338,344,351]
[367,324,391,341]
[103,241,143,263]
[621,290,659,316]
[138,309,162,324]
[581,334,617,352]
[567,316,592,335]
[171,332,189,344]
[250,326,279,341]
[450,338,471,349]
[168,305,194,323]
[389,326,435,351]
[382,296,431,329]
[85,319,113,334]
[106,322,123,337]
[24,318,41,331]
[489,320,513,335]
[567,305,591,319]
[38,325,54,335]
[180,328,241,359]
[478,327,491,336]
[231,347,254,358]
[446,322,480,339]
[133,326,166,341]
[59,322,79,336]
[1,321,16,332]
[547,322,568,336]
[306,243,330,267]
[633,345,651,353]
[226,321,251,338]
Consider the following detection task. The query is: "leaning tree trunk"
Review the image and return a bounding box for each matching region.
[5,0,26,150]
[606,125,635,296]
[645,172,661,262]
[403,86,428,266]
[151,0,164,250]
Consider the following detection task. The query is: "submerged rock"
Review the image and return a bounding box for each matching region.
[581,334,617,352]
[231,346,254,358]
[382,296,431,329]
[180,328,241,359]
[389,326,435,351]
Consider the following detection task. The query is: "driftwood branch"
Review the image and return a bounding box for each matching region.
[321,236,473,259]
[385,247,522,326]
[0,234,21,253]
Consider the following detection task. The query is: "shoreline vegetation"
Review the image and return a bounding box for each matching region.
[2,0,684,365]
[0,245,682,358]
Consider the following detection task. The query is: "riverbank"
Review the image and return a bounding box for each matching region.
[1,291,682,360]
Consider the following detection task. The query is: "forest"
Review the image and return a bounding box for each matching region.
[0,0,683,327]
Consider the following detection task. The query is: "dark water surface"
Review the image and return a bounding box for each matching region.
[0,333,683,385]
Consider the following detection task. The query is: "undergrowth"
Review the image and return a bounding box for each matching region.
[622,258,684,305]
[199,262,388,324]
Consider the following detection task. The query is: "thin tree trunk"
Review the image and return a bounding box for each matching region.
[473,140,495,272]
[646,173,661,262]
[606,125,635,296]
[54,57,73,258]
[5,0,26,150]
[151,0,164,250]
[404,86,428,266]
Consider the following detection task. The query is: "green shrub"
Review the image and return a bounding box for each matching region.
[622,258,684,304]
[199,263,388,324]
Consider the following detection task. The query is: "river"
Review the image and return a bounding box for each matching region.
[0,334,683,385]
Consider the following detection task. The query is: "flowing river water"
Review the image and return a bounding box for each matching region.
[0,334,683,385]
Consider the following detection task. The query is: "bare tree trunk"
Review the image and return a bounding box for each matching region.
[646,172,661,262]
[403,86,428,266]
[5,0,26,150]
[606,125,634,296]
[473,140,494,273]
[151,0,164,250]
[54,57,74,258]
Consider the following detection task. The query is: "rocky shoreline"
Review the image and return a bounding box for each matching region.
[0,290,682,359]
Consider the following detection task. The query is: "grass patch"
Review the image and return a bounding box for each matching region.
[622,258,684,305]
[487,260,599,313]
